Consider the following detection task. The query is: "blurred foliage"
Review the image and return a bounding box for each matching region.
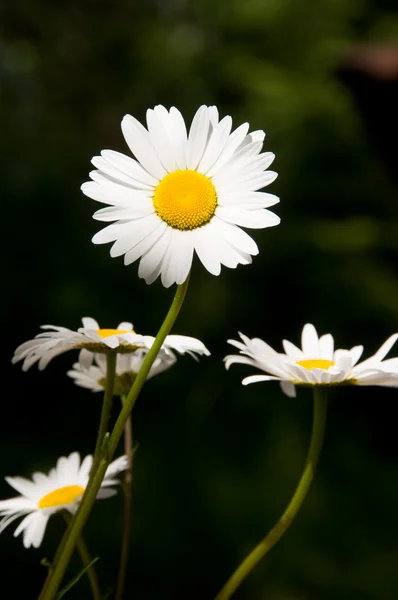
[1,0,398,598]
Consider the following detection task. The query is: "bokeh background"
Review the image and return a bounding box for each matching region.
[2,0,398,598]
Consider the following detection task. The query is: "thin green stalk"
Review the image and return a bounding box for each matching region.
[108,273,190,458]
[38,352,117,600]
[62,512,102,600]
[93,352,117,469]
[37,273,190,600]
[214,387,328,600]
[115,396,134,600]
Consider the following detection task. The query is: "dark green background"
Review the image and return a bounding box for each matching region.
[1,0,398,598]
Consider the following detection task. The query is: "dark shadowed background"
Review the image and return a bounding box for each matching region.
[1,0,398,598]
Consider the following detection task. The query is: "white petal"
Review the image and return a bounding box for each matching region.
[159,230,193,287]
[29,513,49,548]
[122,114,167,179]
[301,324,319,356]
[101,150,158,187]
[216,206,280,229]
[110,213,160,258]
[93,201,153,222]
[13,511,39,540]
[78,348,94,369]
[213,152,275,187]
[82,182,137,207]
[280,380,297,397]
[198,116,232,173]
[319,334,334,359]
[169,107,188,169]
[192,224,222,276]
[96,489,117,499]
[81,317,99,330]
[186,106,210,169]
[118,322,134,331]
[5,477,38,501]
[242,374,278,385]
[88,168,149,192]
[105,455,128,479]
[282,340,305,360]
[138,227,173,280]
[206,122,250,177]
[146,108,176,172]
[213,218,258,256]
[170,230,194,284]
[124,220,168,266]
[92,222,139,245]
[91,156,152,189]
[79,455,93,480]
[373,333,398,361]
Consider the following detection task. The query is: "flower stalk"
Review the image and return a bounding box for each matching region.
[214,387,328,600]
[62,512,102,600]
[115,398,134,600]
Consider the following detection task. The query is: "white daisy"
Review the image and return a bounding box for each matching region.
[225,323,398,397]
[12,317,210,372]
[67,334,210,395]
[0,452,127,549]
[81,105,280,287]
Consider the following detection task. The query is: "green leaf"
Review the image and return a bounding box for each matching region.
[56,557,99,599]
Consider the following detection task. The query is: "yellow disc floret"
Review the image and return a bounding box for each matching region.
[153,170,217,230]
[96,329,132,338]
[38,485,84,509]
[297,359,335,371]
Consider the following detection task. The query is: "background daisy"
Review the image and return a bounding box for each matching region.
[0,452,127,549]
[225,324,398,397]
[67,335,210,395]
[12,317,209,372]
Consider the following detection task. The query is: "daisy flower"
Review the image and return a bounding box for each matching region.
[225,323,398,397]
[67,335,209,395]
[0,452,127,548]
[12,317,210,372]
[81,105,280,287]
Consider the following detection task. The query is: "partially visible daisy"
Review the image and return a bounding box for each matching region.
[12,317,210,371]
[67,335,209,395]
[81,104,280,288]
[225,323,398,397]
[0,452,127,548]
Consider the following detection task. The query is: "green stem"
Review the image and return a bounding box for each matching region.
[37,273,190,600]
[38,352,117,600]
[115,396,134,600]
[214,387,328,600]
[93,352,117,469]
[108,273,190,458]
[61,512,102,600]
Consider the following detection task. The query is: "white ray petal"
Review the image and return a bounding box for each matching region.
[101,150,158,187]
[110,213,160,257]
[186,106,210,169]
[121,114,167,179]
[198,116,232,173]
[192,224,222,276]
[216,206,280,229]
[146,108,176,172]
[301,324,320,356]
[124,220,168,266]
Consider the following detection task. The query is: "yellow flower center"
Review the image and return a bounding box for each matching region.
[153,170,217,230]
[297,359,335,371]
[96,329,133,338]
[38,485,84,509]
